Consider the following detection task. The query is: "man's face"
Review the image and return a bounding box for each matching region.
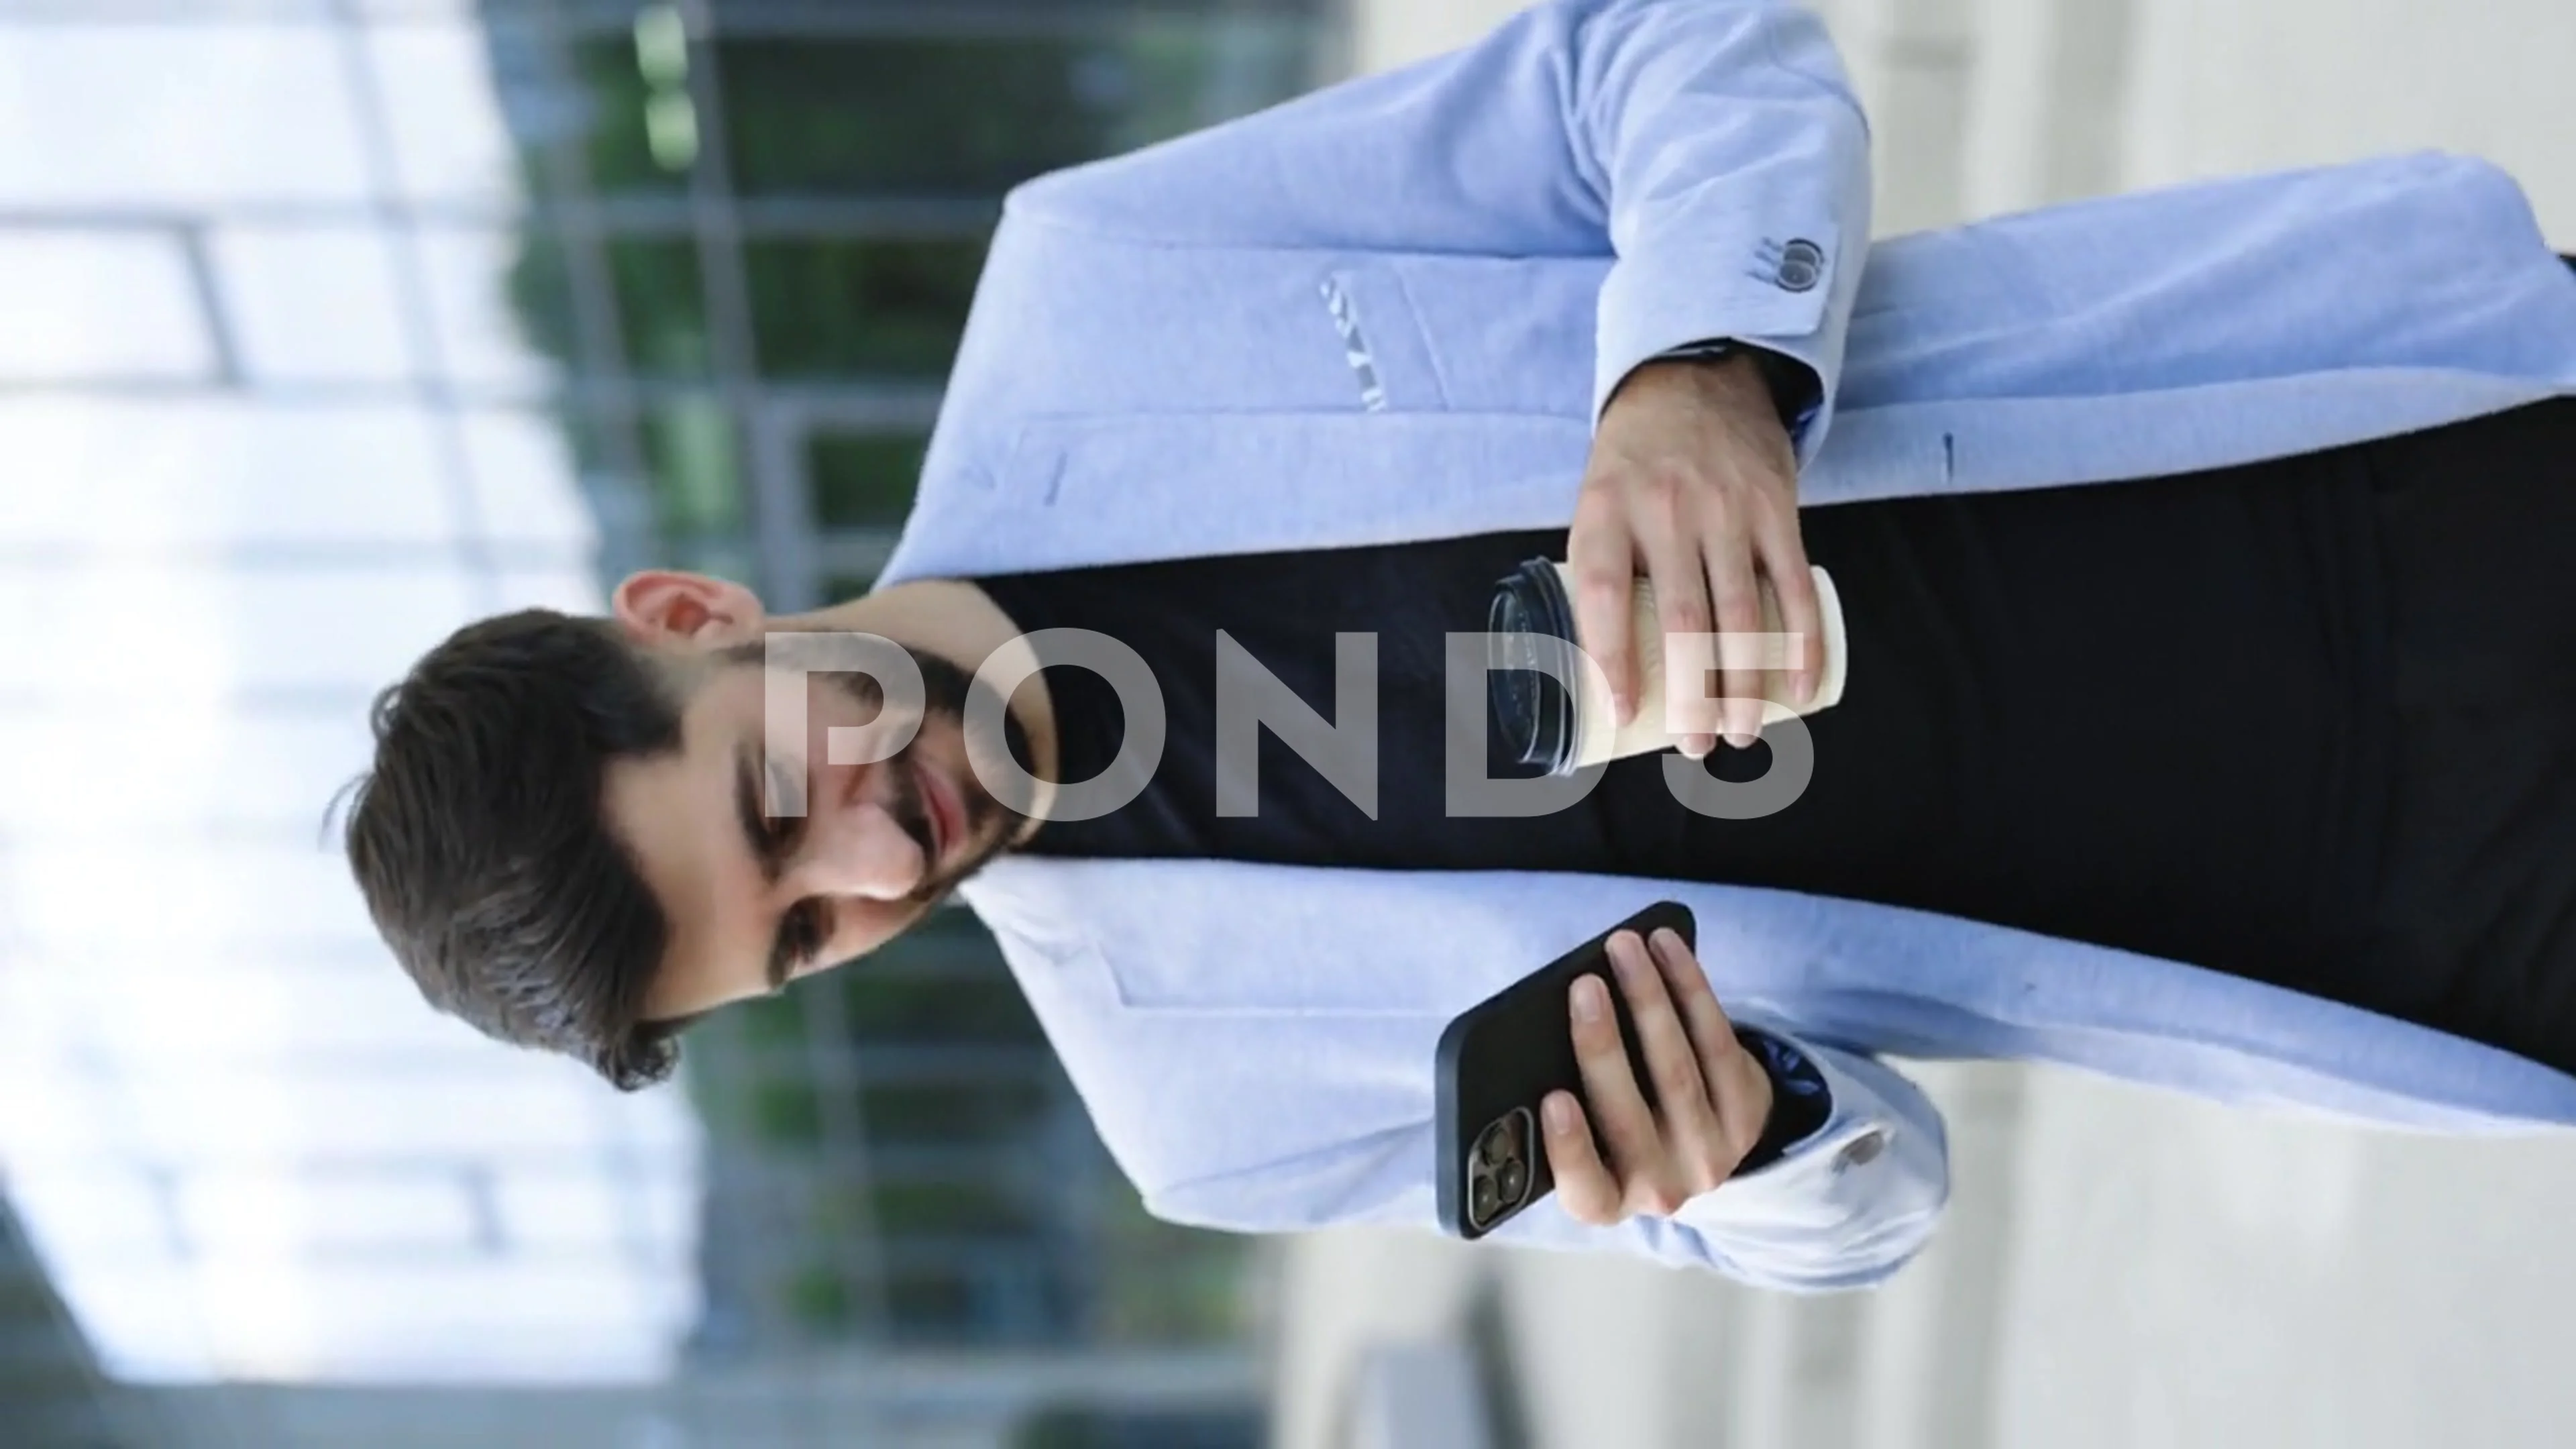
[604,653,1022,1020]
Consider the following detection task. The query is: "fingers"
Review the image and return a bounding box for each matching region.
[1540,1090,1621,1226]
[1634,482,1721,759]
[1757,514,1825,709]
[1705,527,1767,748]
[1567,960,1660,1184]
[1607,930,1725,1199]
[1552,929,1770,1228]
[1578,352,1813,751]
[1650,927,1769,1168]
[1566,487,1641,726]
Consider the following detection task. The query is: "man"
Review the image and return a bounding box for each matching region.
[345,0,2576,1291]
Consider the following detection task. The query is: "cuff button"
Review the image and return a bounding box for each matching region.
[1833,1128,1887,1173]
[1776,238,1825,292]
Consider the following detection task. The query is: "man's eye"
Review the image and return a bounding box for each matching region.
[782,901,828,967]
[766,763,802,827]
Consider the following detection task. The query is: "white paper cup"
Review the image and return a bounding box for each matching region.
[1489,559,1849,775]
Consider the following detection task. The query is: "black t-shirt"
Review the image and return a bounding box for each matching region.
[972,449,2392,991]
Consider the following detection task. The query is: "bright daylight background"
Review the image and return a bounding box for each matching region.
[5,2,2576,1449]
[0,0,702,1389]
[0,1,1327,1446]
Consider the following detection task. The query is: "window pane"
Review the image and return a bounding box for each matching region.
[610,239,712,376]
[0,566,475,698]
[211,226,410,384]
[884,1266,1014,1345]
[638,398,739,536]
[0,232,209,382]
[663,533,758,590]
[808,431,928,530]
[1115,15,1332,145]
[462,409,596,551]
[717,38,1127,197]
[559,37,690,196]
[510,234,710,380]
[419,227,559,390]
[499,231,578,375]
[1091,1189,1260,1346]
[0,399,453,547]
[785,1267,855,1334]
[859,1081,1055,1148]
[743,1077,822,1148]
[862,1180,1040,1238]
[171,1169,482,1256]
[364,23,521,206]
[0,28,368,207]
[1016,1407,1266,1449]
[831,974,1044,1049]
[721,991,808,1055]
[746,238,985,378]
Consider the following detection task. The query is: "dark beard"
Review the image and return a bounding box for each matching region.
[813,645,1034,903]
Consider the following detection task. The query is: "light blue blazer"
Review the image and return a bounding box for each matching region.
[879,0,2576,1290]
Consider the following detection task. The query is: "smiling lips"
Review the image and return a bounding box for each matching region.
[914,756,964,872]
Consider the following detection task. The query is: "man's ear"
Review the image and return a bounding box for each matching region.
[610,571,767,647]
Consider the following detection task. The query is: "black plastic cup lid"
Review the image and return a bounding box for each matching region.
[1489,558,1582,776]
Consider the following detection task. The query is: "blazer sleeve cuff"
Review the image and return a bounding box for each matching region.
[1668,1030,1951,1291]
[1594,217,1847,464]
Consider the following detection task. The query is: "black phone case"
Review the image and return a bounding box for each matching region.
[1433,900,1697,1240]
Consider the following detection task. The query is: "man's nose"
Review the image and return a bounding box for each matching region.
[784,799,928,902]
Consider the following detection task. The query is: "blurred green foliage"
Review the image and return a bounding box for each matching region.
[718,38,1130,195]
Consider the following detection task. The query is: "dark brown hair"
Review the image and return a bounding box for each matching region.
[342,608,694,1090]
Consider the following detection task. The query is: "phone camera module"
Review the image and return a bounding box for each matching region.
[1466,1107,1538,1230]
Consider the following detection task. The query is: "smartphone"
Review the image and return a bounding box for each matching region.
[1434,900,1695,1240]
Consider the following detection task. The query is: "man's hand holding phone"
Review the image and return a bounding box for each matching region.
[1542,926,1776,1226]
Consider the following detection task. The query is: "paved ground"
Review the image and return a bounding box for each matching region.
[1279,3,2576,1448]
[1990,1075,2576,1449]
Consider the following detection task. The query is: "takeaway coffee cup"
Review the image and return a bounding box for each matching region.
[1488,559,1849,775]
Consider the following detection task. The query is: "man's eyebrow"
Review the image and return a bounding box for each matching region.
[732,745,801,994]
[731,743,782,886]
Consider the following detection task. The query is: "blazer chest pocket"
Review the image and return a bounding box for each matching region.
[1314,264,1448,413]
[1364,254,1609,417]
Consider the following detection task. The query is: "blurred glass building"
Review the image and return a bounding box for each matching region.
[0,1,1344,1445]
